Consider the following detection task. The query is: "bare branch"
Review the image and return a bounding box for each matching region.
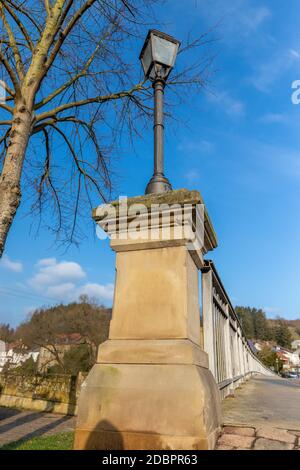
[35,82,147,123]
[0,79,15,98]
[49,122,107,201]
[120,0,135,16]
[0,2,24,79]
[0,103,13,114]
[0,128,10,147]
[39,128,50,192]
[0,39,32,51]
[52,0,74,36]
[6,0,42,34]
[2,1,34,52]
[32,117,72,134]
[46,0,97,71]
[35,30,112,110]
[44,0,51,17]
[0,48,20,91]
[71,174,81,243]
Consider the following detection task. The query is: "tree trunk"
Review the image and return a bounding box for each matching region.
[0,100,33,257]
[0,2,67,258]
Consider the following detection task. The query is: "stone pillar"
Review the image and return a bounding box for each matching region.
[74,190,221,450]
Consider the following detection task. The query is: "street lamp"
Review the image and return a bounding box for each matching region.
[140,30,181,194]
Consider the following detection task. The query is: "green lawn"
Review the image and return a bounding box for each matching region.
[1,432,74,450]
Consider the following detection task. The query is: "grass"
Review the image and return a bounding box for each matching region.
[1,431,74,450]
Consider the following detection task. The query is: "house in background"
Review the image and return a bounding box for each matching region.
[291,340,300,351]
[275,346,300,371]
[0,340,6,371]
[0,340,39,372]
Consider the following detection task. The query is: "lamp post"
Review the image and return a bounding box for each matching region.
[139,30,180,194]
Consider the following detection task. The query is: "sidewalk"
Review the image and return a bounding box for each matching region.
[0,407,75,448]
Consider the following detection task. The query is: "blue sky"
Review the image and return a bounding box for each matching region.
[1,0,300,326]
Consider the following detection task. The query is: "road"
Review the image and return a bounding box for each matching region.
[222,375,300,430]
[216,375,300,450]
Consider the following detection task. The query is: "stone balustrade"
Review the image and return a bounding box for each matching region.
[202,260,274,399]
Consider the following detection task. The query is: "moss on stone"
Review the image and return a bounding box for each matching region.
[92,188,218,248]
[92,189,204,219]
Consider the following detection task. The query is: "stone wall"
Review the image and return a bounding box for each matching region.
[0,372,87,415]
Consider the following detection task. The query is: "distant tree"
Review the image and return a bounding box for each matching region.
[236,307,255,338]
[0,323,14,343]
[257,346,283,372]
[253,309,272,341]
[69,295,111,360]
[273,318,292,349]
[49,344,92,375]
[15,298,111,372]
[16,307,67,371]
[15,356,38,375]
[236,306,272,341]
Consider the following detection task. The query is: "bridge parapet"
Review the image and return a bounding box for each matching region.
[202,260,274,399]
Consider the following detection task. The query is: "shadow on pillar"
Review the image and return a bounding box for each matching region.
[76,419,185,451]
[82,420,124,450]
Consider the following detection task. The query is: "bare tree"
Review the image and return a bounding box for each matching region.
[0,322,15,342]
[0,0,214,255]
[15,300,112,372]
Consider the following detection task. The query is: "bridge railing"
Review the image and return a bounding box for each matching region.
[201,260,273,399]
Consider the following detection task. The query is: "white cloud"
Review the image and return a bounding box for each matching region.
[206,90,245,117]
[77,283,114,302]
[242,5,271,32]
[178,139,215,154]
[36,258,57,267]
[194,0,271,38]
[259,113,288,124]
[201,139,215,153]
[28,258,113,305]
[253,143,300,180]
[0,255,23,273]
[228,136,300,185]
[184,169,201,185]
[46,283,76,299]
[264,307,280,316]
[251,49,300,93]
[289,49,300,59]
[29,258,86,289]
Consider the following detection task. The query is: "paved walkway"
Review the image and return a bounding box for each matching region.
[0,407,76,447]
[216,375,300,450]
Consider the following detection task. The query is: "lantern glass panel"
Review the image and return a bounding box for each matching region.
[141,39,153,77]
[152,35,178,67]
